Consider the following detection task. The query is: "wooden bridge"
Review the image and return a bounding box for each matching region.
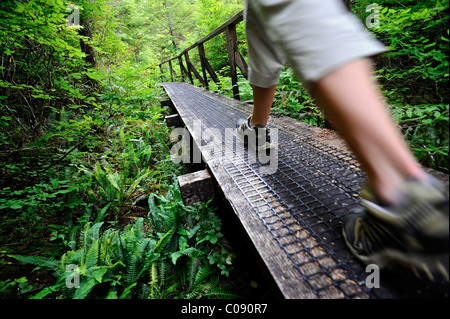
[158,9,449,299]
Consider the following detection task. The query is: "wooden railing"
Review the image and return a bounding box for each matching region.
[158,11,247,100]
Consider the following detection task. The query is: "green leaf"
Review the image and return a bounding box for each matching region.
[120,283,137,299]
[95,203,111,223]
[171,251,183,265]
[9,255,59,272]
[91,268,108,283]
[30,283,64,299]
[105,288,118,299]
[9,202,23,210]
[154,228,175,253]
[73,278,97,299]
[84,240,99,269]
[106,172,121,191]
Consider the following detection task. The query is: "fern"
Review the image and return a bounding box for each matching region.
[125,247,139,285]
[188,258,201,288]
[205,287,242,299]
[192,265,214,290]
[149,262,158,299]
[30,282,65,299]
[94,203,111,223]
[158,261,167,287]
[134,217,145,239]
[10,187,240,299]
[73,278,97,299]
[120,283,137,299]
[154,227,175,253]
[84,240,99,269]
[9,255,59,272]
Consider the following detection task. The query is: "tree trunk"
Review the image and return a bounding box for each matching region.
[79,18,96,67]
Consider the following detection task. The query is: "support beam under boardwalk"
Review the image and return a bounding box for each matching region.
[178,169,215,206]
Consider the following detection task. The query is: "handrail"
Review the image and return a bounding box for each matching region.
[158,10,246,100]
[160,11,244,65]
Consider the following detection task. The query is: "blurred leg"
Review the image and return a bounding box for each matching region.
[312,58,427,204]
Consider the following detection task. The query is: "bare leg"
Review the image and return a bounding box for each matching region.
[250,85,277,126]
[250,59,427,203]
[311,58,427,204]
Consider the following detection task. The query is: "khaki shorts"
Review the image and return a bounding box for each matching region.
[244,0,387,90]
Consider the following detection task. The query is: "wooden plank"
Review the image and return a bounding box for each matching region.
[183,53,194,84]
[159,64,166,82]
[194,11,243,48]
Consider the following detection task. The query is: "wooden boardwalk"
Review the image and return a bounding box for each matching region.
[161,82,449,299]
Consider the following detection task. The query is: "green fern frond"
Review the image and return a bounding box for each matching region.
[154,227,175,253]
[192,265,214,289]
[120,283,137,299]
[187,258,200,288]
[80,222,91,252]
[99,228,118,266]
[126,253,139,285]
[63,249,84,270]
[89,222,104,243]
[30,282,65,299]
[205,287,242,299]
[134,217,145,239]
[84,240,100,269]
[9,255,59,272]
[149,262,158,299]
[158,261,168,287]
[72,277,97,299]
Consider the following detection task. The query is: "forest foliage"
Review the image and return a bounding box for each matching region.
[0,0,448,299]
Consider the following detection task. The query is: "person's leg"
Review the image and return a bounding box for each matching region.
[245,0,448,278]
[311,58,427,204]
[236,0,283,153]
[250,85,277,127]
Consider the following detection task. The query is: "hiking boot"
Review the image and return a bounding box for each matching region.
[342,175,449,281]
[236,115,274,156]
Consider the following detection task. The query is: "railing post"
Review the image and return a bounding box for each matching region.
[168,60,176,82]
[226,23,240,100]
[183,52,194,84]
[178,56,188,82]
[159,64,166,82]
[185,50,207,87]
[198,44,209,90]
[198,43,221,90]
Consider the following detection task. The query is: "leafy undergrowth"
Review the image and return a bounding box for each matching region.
[0,63,253,299]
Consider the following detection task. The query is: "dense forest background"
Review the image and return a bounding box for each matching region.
[0,0,448,299]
